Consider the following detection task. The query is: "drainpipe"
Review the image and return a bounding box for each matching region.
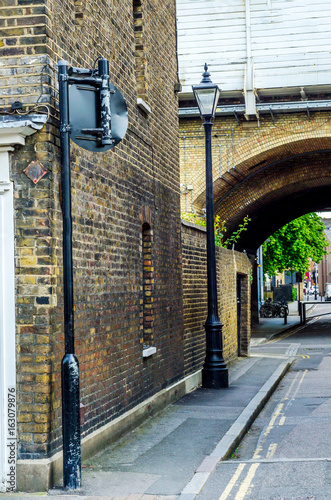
[174,15,182,93]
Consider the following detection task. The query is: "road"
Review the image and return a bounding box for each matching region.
[198,303,331,500]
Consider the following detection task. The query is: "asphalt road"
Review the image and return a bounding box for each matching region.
[198,304,331,500]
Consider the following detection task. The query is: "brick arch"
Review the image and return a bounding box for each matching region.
[192,116,331,210]
[214,150,331,252]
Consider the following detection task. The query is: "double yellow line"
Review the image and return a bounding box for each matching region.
[219,463,260,500]
[219,370,308,499]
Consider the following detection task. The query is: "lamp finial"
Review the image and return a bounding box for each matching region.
[201,63,212,84]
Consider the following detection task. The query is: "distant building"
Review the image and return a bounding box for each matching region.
[318,219,331,295]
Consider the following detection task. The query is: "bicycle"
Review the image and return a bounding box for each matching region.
[260,298,273,317]
[260,299,288,318]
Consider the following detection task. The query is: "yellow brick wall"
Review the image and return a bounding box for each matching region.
[180,112,331,215]
[181,220,251,374]
[1,0,182,462]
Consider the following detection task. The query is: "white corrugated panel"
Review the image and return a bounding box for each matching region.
[177,0,246,93]
[177,0,331,96]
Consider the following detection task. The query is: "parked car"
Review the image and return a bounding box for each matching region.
[325,283,331,301]
[310,286,319,295]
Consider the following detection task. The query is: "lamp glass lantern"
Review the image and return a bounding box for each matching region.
[192,64,220,118]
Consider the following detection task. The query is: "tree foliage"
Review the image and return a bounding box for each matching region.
[262,213,329,277]
[216,214,251,249]
[181,213,251,249]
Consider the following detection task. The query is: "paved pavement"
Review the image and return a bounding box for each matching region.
[251,299,319,345]
[197,301,331,499]
[4,301,321,500]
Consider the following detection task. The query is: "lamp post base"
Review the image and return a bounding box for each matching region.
[202,322,229,389]
[62,354,81,489]
[202,364,229,389]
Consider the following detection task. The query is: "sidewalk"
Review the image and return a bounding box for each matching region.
[251,300,316,346]
[5,318,297,500]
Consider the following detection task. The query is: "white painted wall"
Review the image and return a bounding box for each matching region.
[177,0,331,98]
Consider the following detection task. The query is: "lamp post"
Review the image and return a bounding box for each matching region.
[192,64,229,389]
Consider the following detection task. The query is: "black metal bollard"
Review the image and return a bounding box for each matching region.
[303,302,306,324]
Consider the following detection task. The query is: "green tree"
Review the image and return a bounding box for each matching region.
[181,213,251,249]
[263,213,329,277]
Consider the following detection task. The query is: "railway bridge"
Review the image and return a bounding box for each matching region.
[179,109,331,253]
[177,0,331,253]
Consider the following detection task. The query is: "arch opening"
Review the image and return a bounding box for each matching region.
[211,147,331,253]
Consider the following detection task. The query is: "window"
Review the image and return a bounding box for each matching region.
[74,0,86,26]
[133,0,148,100]
[141,223,155,354]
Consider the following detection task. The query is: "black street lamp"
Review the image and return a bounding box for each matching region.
[192,64,229,389]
